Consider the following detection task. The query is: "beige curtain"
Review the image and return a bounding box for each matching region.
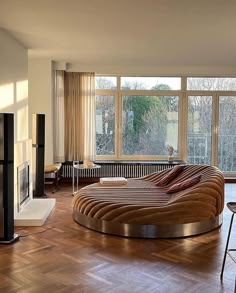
[64,72,96,161]
[54,70,65,162]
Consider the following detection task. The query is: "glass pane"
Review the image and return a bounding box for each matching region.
[218,96,236,172]
[96,95,115,155]
[187,77,236,91]
[121,77,181,90]
[187,96,212,164]
[122,95,179,156]
[95,76,117,89]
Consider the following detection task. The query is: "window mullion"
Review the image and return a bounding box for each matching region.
[212,94,219,166]
[116,91,122,159]
[117,76,121,89]
[179,92,187,162]
[181,76,187,91]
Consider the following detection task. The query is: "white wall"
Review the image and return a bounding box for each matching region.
[0,29,32,216]
[0,29,28,142]
[28,57,53,164]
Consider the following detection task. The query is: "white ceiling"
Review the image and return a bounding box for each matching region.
[1,0,236,73]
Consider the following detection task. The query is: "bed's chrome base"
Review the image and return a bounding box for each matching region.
[73,212,223,238]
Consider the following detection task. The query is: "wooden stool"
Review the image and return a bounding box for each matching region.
[44,163,62,193]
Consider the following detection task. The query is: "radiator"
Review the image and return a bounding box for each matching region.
[61,162,176,179]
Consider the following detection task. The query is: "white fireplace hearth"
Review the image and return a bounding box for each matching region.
[14,198,56,226]
[14,139,55,226]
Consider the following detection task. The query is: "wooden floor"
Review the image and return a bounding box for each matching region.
[1,183,236,293]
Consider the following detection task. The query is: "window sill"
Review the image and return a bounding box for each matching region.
[94,160,185,165]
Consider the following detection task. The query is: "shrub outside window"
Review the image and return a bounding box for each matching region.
[122,95,179,156]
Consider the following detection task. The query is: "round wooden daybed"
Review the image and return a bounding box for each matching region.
[72,165,224,238]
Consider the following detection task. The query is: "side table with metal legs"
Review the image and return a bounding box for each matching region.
[72,161,101,195]
[72,161,80,195]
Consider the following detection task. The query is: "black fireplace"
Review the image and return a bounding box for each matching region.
[17,161,30,212]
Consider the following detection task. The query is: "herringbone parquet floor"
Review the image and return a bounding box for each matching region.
[1,183,236,293]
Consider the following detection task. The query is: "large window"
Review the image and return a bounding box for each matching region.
[96,95,115,155]
[121,77,181,90]
[187,96,212,165]
[187,77,236,91]
[96,76,117,89]
[122,95,178,156]
[218,96,236,172]
[95,75,236,176]
[96,76,180,159]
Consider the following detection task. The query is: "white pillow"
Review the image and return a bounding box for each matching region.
[100,177,127,185]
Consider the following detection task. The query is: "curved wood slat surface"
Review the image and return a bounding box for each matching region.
[73,165,224,237]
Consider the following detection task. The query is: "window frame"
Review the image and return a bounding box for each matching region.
[96,76,183,161]
[119,92,181,160]
[187,77,236,91]
[95,93,117,158]
[217,94,236,176]
[95,75,236,177]
[95,90,118,161]
[186,93,214,166]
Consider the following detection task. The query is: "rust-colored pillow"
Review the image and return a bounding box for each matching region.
[157,165,185,186]
[166,174,201,194]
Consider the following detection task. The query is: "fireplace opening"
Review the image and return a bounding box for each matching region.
[17,161,30,212]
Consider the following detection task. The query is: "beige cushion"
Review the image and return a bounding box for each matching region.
[45,164,61,173]
[100,177,127,185]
